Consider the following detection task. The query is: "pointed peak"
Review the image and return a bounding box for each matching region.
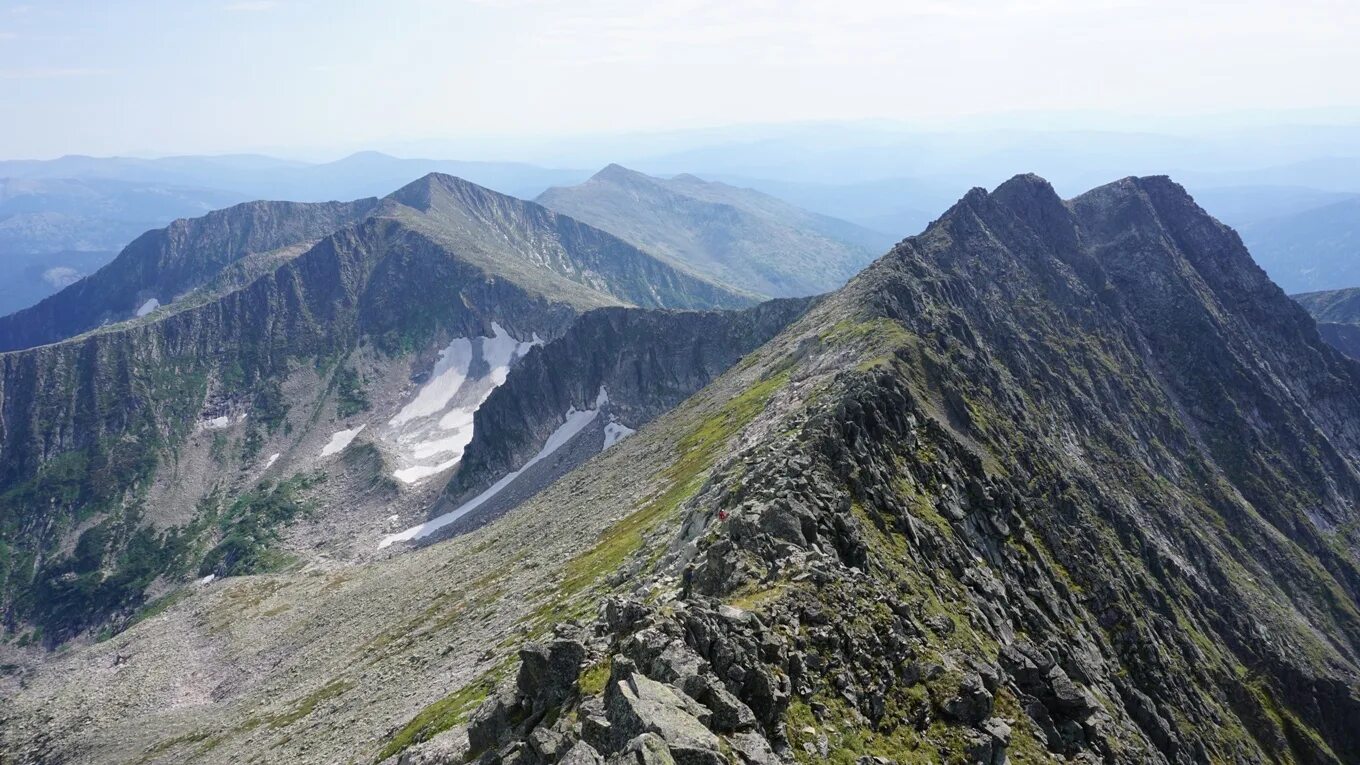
[1073,174,1195,209]
[991,173,1060,204]
[987,173,1071,233]
[591,163,653,184]
[385,172,498,212]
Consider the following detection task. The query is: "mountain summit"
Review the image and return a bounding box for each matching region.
[537,164,890,298]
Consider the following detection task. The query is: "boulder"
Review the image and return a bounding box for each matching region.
[560,740,606,765]
[608,733,676,765]
[467,682,519,755]
[939,672,993,724]
[518,639,589,715]
[606,672,722,765]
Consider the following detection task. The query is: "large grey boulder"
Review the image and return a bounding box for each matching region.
[606,671,722,765]
[560,740,606,765]
[518,639,589,716]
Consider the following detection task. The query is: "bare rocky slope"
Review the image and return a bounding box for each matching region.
[452,174,1360,765]
[3,174,1360,765]
[537,165,888,298]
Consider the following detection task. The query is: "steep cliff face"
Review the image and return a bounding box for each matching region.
[537,164,885,298]
[462,176,1360,765]
[0,198,383,352]
[435,298,814,527]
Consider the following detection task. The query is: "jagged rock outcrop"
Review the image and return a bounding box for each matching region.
[538,165,888,298]
[463,175,1360,765]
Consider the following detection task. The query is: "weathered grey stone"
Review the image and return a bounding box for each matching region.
[727,730,783,765]
[518,639,589,715]
[467,682,519,755]
[559,740,606,765]
[607,733,676,765]
[939,672,993,724]
[606,672,721,765]
[699,683,757,732]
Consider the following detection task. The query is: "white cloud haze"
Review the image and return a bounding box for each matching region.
[1,0,1357,157]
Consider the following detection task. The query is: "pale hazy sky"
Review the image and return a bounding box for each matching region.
[2,0,1358,158]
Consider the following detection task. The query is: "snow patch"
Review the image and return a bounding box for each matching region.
[135,298,160,317]
[393,457,461,484]
[383,323,540,484]
[603,420,636,449]
[390,338,474,427]
[379,388,604,548]
[264,453,280,469]
[320,424,366,457]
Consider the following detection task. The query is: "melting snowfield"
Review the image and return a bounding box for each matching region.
[382,323,539,485]
[380,387,618,548]
[320,425,366,457]
[603,420,636,449]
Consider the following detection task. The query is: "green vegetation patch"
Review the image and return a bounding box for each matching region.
[333,365,371,418]
[375,660,513,762]
[547,366,791,622]
[198,473,321,578]
[578,658,612,696]
[270,679,356,729]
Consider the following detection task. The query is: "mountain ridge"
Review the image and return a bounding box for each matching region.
[537,164,888,298]
[0,172,749,644]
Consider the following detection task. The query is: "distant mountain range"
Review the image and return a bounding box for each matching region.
[1292,286,1360,358]
[0,153,597,316]
[0,151,589,203]
[538,164,891,297]
[6,144,1360,313]
[0,177,248,315]
[1232,197,1360,294]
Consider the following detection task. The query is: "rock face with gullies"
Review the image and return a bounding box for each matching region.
[443,297,814,510]
[0,197,383,352]
[463,175,1360,765]
[0,173,750,644]
[537,164,889,298]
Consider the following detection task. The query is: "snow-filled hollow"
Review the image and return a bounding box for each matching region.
[382,323,540,485]
[378,387,609,548]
